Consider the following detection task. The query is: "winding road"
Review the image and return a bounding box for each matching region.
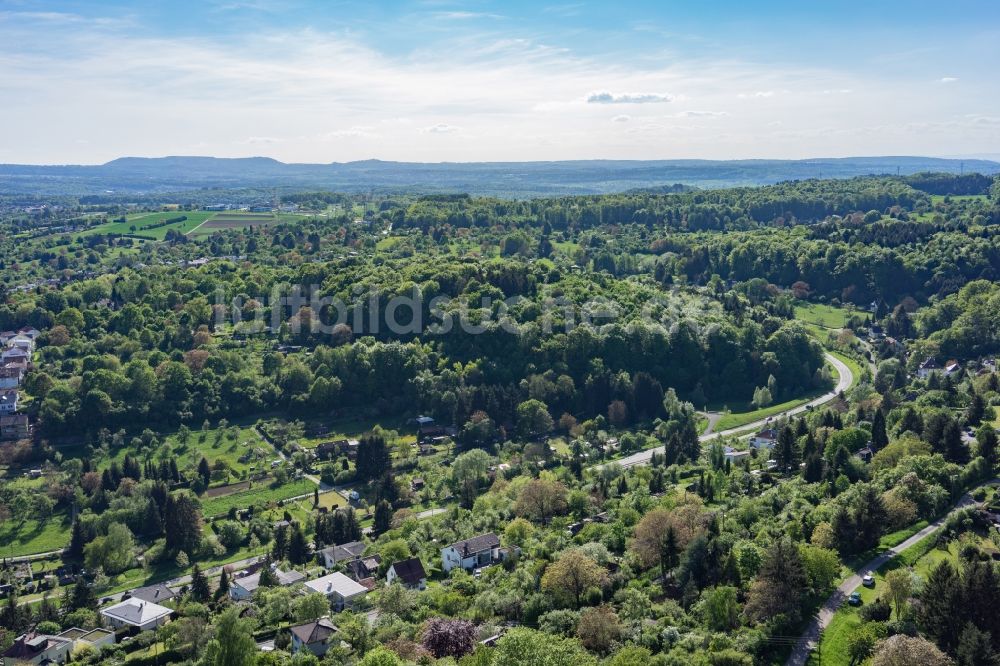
[786,478,999,666]
[611,352,853,469]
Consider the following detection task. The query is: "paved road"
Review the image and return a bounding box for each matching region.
[786,478,999,666]
[611,352,853,469]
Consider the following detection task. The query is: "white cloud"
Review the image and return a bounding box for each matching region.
[420,123,460,134]
[586,91,673,104]
[674,110,728,118]
[322,126,378,140]
[0,10,997,163]
[940,77,959,83]
[611,114,631,123]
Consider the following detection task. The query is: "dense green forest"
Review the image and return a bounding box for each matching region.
[1,173,1000,666]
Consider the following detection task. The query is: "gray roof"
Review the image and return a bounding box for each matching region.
[128,583,177,604]
[100,598,172,626]
[234,568,305,593]
[449,532,500,557]
[305,572,368,598]
[321,540,366,563]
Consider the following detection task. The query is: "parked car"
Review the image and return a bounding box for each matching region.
[862,574,875,588]
[848,592,862,606]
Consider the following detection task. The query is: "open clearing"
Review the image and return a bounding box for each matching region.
[79,211,216,240]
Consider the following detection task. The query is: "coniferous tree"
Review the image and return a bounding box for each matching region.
[190,563,211,602]
[198,457,212,488]
[374,499,392,535]
[258,554,279,588]
[272,524,289,561]
[288,523,310,565]
[919,560,963,653]
[356,434,391,482]
[872,409,889,450]
[216,566,231,600]
[164,492,204,555]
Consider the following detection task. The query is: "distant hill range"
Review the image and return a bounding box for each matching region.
[1,155,997,197]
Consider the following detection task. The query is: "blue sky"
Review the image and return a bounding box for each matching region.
[1,0,999,163]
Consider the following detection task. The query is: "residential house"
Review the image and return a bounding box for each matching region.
[229,567,305,601]
[750,429,778,451]
[345,554,381,582]
[0,414,29,440]
[304,572,369,610]
[127,583,177,605]
[917,357,941,379]
[289,618,338,656]
[56,627,115,653]
[0,389,19,414]
[1,346,29,363]
[316,439,359,460]
[723,446,751,463]
[7,335,34,353]
[856,446,875,463]
[410,477,425,492]
[100,598,173,631]
[2,632,74,665]
[0,331,16,346]
[318,541,366,569]
[0,365,24,389]
[441,532,503,573]
[18,327,41,341]
[944,360,962,376]
[386,558,427,590]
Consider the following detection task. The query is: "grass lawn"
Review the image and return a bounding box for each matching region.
[709,356,844,432]
[714,386,833,432]
[78,211,216,240]
[830,351,865,387]
[200,477,317,517]
[0,512,72,557]
[296,416,416,449]
[795,302,853,329]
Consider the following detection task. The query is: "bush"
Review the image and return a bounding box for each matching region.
[860,598,892,622]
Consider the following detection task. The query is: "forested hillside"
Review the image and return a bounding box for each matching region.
[1,173,999,666]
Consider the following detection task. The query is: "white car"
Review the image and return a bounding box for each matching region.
[862,574,875,588]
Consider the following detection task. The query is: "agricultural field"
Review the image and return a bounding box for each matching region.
[186,211,309,237]
[199,477,317,517]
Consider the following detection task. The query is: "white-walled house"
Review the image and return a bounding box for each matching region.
[304,572,368,610]
[2,632,74,664]
[289,618,338,656]
[229,567,305,601]
[386,558,427,590]
[750,429,778,450]
[0,365,23,389]
[100,598,172,631]
[0,389,18,414]
[441,533,502,573]
[723,446,751,463]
